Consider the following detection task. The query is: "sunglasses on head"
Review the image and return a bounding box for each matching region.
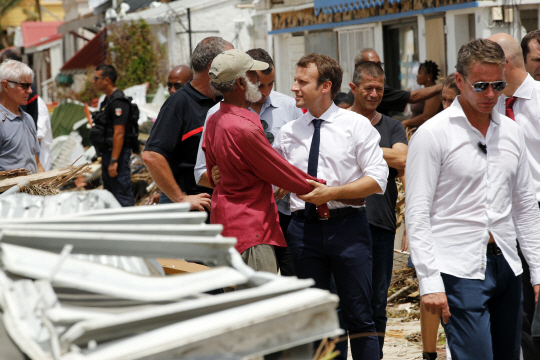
[167,82,184,90]
[5,80,31,90]
[464,76,506,92]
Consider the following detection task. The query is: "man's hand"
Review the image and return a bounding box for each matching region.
[396,168,405,178]
[148,191,161,205]
[183,193,212,211]
[298,179,335,206]
[421,292,451,324]
[211,166,221,186]
[534,284,539,305]
[401,229,409,252]
[108,162,118,177]
[274,188,290,200]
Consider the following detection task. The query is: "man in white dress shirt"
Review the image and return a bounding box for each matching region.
[489,32,540,360]
[273,53,388,360]
[406,38,540,360]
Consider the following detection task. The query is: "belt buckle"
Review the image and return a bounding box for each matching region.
[318,207,329,220]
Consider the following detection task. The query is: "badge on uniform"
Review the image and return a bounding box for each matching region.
[115,108,122,116]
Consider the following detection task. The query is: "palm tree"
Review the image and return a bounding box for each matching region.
[0,0,24,48]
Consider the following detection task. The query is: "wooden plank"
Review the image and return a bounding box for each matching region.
[0,167,73,193]
[156,258,210,275]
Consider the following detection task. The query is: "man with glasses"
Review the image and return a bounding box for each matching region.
[0,60,44,173]
[166,65,193,95]
[194,48,303,274]
[354,49,442,116]
[406,38,540,359]
[490,32,540,360]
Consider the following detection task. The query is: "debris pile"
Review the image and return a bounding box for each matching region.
[22,162,92,196]
[387,267,419,303]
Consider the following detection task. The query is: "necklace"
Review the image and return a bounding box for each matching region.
[370,111,379,125]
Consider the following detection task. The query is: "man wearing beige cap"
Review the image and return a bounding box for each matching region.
[202,49,329,272]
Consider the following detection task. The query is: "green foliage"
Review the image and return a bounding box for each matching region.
[106,19,167,91]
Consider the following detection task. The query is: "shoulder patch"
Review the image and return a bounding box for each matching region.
[114,108,122,116]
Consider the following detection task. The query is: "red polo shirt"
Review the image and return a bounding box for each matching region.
[203,103,325,253]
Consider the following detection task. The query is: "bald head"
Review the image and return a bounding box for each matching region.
[354,49,381,68]
[487,33,524,68]
[167,65,193,94]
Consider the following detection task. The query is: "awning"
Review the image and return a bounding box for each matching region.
[19,21,64,48]
[60,28,107,75]
[313,0,391,15]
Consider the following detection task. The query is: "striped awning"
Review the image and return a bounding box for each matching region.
[313,0,403,15]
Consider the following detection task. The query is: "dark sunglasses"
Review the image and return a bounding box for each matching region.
[464,76,506,92]
[93,76,106,81]
[261,120,274,144]
[5,80,31,90]
[167,82,184,90]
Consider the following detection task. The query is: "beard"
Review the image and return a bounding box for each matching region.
[242,75,262,103]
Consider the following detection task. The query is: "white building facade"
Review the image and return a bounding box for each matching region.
[251,0,540,95]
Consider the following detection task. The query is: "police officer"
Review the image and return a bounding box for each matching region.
[92,64,135,206]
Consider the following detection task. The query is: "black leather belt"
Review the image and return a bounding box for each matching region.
[487,242,502,255]
[293,207,364,220]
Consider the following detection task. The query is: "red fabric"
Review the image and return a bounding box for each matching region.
[505,96,517,121]
[203,103,327,253]
[182,126,203,141]
[27,95,38,105]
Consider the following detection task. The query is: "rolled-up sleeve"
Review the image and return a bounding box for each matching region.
[512,130,540,285]
[354,120,388,194]
[405,128,446,295]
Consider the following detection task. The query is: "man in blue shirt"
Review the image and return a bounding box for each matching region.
[0,60,44,173]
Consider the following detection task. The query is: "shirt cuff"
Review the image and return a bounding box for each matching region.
[419,275,446,296]
[530,268,540,286]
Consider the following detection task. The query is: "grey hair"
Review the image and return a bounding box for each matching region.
[210,73,249,94]
[354,48,377,68]
[191,37,233,73]
[0,60,33,92]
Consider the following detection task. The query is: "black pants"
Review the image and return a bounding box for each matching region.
[275,212,296,276]
[519,245,540,360]
[101,148,135,207]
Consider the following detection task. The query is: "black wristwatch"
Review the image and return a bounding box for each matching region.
[110,158,118,163]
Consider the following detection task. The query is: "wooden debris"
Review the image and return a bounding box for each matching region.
[387,267,419,303]
[0,168,33,180]
[21,161,92,196]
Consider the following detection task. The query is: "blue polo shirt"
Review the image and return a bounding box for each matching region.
[0,103,40,172]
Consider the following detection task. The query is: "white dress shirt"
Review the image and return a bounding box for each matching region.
[496,74,540,201]
[273,103,388,212]
[194,91,303,214]
[36,97,53,171]
[406,97,540,296]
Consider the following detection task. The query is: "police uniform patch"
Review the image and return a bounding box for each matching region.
[115,108,122,116]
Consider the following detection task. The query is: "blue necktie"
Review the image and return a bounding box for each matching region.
[305,119,322,219]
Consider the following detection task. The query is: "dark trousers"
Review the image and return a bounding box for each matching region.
[441,253,522,360]
[518,246,540,359]
[275,212,296,276]
[287,210,379,360]
[369,224,396,359]
[101,148,134,207]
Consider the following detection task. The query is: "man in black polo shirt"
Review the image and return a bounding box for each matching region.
[353,49,442,116]
[349,61,408,359]
[143,37,233,209]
